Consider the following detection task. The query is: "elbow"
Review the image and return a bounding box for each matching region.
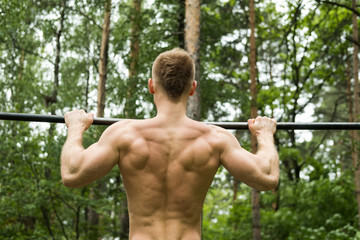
[62,179,75,188]
[61,173,83,188]
[268,175,279,190]
[61,176,75,188]
[255,175,279,191]
[61,164,84,188]
[257,158,279,191]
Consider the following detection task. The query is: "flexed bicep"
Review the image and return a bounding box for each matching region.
[61,125,120,188]
[79,140,119,184]
[219,129,278,191]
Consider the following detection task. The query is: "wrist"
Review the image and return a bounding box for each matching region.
[256,132,275,145]
[256,130,274,139]
[67,126,85,143]
[67,124,87,133]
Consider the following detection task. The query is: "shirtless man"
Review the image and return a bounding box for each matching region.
[61,48,279,240]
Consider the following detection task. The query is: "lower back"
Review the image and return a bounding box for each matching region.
[129,216,202,240]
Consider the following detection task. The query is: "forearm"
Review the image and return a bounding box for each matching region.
[61,128,86,181]
[255,133,279,186]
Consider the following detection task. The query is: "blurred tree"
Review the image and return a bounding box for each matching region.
[248,0,261,239]
[185,0,201,120]
[351,0,360,230]
[97,0,111,118]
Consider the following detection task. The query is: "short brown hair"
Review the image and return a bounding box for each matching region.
[152,48,195,101]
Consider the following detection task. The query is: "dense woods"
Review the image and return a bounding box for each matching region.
[0,0,360,239]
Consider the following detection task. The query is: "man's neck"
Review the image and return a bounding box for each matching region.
[154,96,188,123]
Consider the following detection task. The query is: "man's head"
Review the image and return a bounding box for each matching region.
[150,48,196,102]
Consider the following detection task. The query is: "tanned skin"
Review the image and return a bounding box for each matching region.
[61,78,279,240]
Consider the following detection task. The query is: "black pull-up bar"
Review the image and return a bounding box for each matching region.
[0,112,360,130]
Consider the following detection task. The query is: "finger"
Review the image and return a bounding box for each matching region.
[87,113,94,124]
[248,119,255,129]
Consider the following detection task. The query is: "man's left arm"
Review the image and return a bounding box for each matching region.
[60,110,119,188]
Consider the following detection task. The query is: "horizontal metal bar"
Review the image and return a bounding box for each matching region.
[0,112,120,126]
[0,112,360,130]
[205,121,360,130]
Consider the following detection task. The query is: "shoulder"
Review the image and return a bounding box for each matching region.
[184,119,233,137]
[205,124,243,153]
[102,119,134,136]
[188,121,236,148]
[206,123,234,139]
[99,119,142,145]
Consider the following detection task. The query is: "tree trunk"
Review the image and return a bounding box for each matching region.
[52,1,64,111]
[13,50,25,113]
[351,0,360,230]
[88,1,111,239]
[129,0,141,81]
[84,21,91,112]
[233,180,239,201]
[43,0,66,114]
[185,0,201,120]
[97,0,111,118]
[249,0,261,239]
[41,1,67,238]
[178,0,185,49]
[125,0,142,119]
[346,58,354,172]
[119,197,129,239]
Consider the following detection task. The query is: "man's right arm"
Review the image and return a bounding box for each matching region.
[218,117,279,191]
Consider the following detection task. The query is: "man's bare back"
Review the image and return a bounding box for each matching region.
[61,48,279,239]
[116,117,222,239]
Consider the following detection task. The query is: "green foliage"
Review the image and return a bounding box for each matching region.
[262,173,358,240]
[0,0,359,239]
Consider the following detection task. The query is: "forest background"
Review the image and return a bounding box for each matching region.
[1,0,360,239]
